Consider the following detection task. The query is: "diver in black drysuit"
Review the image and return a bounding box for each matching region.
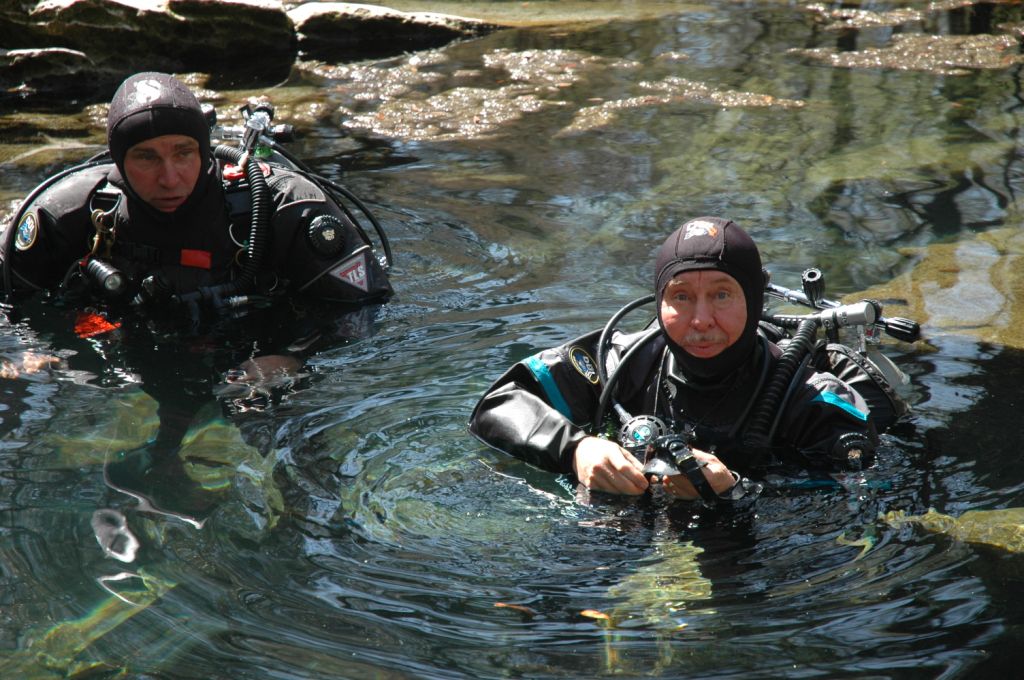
[5,72,391,307]
[1,72,394,519]
[470,217,907,503]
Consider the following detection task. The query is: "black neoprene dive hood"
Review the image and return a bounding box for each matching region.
[105,72,220,226]
[654,217,765,381]
[106,72,211,175]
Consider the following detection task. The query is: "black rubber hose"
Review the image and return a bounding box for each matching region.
[324,180,393,269]
[590,327,662,434]
[767,351,813,443]
[743,317,819,454]
[596,295,655,385]
[213,145,270,289]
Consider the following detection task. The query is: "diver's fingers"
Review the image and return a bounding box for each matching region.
[662,475,700,500]
[574,436,648,495]
[690,450,737,494]
[595,453,648,495]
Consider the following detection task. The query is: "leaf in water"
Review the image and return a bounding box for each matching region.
[495,602,538,616]
[580,608,611,623]
[836,531,876,561]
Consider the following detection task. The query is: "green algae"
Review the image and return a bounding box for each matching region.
[884,507,1024,552]
[0,569,176,678]
[581,539,714,673]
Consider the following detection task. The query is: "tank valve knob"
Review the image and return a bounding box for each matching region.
[802,267,824,306]
[882,316,921,343]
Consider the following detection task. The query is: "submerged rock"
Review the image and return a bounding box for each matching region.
[343,85,554,141]
[795,34,1024,76]
[23,569,177,676]
[580,539,715,673]
[804,3,928,30]
[333,48,614,141]
[561,76,805,135]
[855,227,1024,349]
[603,540,714,628]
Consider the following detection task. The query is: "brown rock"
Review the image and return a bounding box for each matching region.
[1,1,504,101]
[288,2,499,60]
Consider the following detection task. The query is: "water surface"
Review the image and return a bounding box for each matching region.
[2,1,1024,678]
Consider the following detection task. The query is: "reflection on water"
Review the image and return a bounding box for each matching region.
[3,1,1024,678]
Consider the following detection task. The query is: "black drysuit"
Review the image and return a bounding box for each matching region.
[469,327,893,477]
[3,158,391,306]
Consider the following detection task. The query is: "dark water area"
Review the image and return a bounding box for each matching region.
[3,1,1024,678]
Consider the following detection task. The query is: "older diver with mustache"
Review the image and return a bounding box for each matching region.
[469,217,891,502]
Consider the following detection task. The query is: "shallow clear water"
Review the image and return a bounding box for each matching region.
[3,2,1024,678]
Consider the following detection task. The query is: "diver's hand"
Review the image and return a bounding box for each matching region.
[0,352,62,379]
[573,436,649,495]
[659,448,736,500]
[234,354,302,382]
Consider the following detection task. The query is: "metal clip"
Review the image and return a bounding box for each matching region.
[89,199,119,258]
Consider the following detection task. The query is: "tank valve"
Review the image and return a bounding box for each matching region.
[801,267,824,306]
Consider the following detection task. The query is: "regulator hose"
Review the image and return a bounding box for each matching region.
[591,327,662,434]
[213,144,270,288]
[589,294,659,433]
[595,294,655,385]
[743,317,819,455]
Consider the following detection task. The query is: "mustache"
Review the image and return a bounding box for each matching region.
[682,332,727,345]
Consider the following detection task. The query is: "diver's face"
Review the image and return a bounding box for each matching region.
[122,134,201,213]
[660,270,747,359]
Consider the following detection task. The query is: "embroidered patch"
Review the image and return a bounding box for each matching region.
[568,346,599,384]
[15,210,38,251]
[331,252,369,292]
[682,219,718,240]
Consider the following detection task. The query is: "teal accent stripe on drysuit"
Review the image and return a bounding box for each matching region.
[813,390,868,421]
[524,355,573,420]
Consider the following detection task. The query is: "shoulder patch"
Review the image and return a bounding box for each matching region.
[568,346,599,385]
[330,251,369,292]
[15,210,39,251]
